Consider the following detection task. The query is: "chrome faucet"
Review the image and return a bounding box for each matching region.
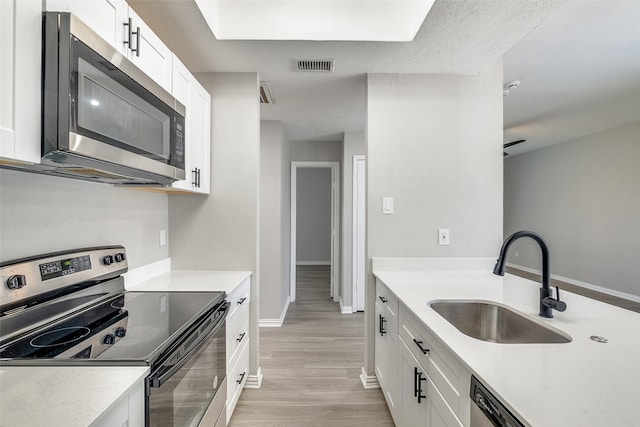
[492,231,567,318]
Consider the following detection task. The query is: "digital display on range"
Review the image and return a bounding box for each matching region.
[39,255,92,281]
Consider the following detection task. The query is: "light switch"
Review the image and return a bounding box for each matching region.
[382,197,394,214]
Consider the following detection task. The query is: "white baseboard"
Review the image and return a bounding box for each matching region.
[259,296,291,327]
[507,262,640,304]
[339,297,354,314]
[296,261,331,266]
[124,258,171,289]
[244,367,263,389]
[359,367,380,389]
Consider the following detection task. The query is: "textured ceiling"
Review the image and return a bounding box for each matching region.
[128,0,562,142]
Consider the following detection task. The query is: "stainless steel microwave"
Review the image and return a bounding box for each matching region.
[40,12,185,185]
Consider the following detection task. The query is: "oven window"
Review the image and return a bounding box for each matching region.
[148,328,226,427]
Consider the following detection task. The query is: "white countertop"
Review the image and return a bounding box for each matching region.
[373,260,640,426]
[126,270,252,294]
[0,366,148,427]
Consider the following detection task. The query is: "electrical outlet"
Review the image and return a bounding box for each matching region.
[438,229,450,246]
[159,230,167,246]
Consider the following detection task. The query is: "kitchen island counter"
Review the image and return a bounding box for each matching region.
[0,366,149,427]
[373,258,640,427]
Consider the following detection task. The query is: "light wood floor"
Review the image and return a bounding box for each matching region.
[228,265,394,427]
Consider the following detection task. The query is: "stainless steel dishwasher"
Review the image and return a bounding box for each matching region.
[470,376,525,427]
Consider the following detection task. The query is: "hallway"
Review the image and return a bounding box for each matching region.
[228,265,394,426]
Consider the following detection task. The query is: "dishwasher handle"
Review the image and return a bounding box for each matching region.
[470,375,524,427]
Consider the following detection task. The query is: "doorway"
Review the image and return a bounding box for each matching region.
[290,162,340,303]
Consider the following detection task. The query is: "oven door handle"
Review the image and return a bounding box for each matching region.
[149,305,227,388]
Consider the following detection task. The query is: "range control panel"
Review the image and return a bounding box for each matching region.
[0,246,128,313]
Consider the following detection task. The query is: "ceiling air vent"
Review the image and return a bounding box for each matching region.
[260,82,275,104]
[295,59,335,73]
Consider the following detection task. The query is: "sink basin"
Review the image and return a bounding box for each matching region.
[428,300,572,344]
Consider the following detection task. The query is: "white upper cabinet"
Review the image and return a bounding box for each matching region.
[125,7,173,92]
[45,0,128,50]
[169,56,211,194]
[45,0,172,93]
[0,0,42,164]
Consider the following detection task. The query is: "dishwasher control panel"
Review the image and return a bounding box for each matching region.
[470,375,524,427]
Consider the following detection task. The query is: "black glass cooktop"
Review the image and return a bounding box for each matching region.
[0,290,224,363]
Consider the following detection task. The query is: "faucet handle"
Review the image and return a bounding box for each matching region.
[543,286,567,312]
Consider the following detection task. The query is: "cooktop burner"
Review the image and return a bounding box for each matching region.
[30,327,91,348]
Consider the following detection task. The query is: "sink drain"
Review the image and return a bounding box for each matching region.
[590,335,608,343]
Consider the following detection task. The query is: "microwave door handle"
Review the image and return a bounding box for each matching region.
[148,309,226,388]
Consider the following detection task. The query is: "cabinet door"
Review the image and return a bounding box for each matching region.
[45,0,128,52]
[399,340,429,426]
[169,57,194,191]
[1,0,41,163]
[126,7,173,92]
[189,79,211,194]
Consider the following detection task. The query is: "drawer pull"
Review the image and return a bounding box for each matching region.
[379,314,387,336]
[237,297,247,305]
[237,332,246,343]
[237,371,246,384]
[378,296,388,303]
[413,338,429,355]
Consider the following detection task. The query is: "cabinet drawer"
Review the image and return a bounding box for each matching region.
[227,278,250,318]
[226,302,250,367]
[226,340,249,423]
[376,280,399,322]
[399,305,463,414]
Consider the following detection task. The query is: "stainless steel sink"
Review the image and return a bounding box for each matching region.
[428,300,572,344]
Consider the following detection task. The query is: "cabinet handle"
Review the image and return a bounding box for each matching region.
[132,26,141,57]
[238,297,247,305]
[378,314,387,336]
[123,18,133,49]
[413,367,419,397]
[192,168,198,186]
[413,338,429,355]
[237,332,246,343]
[237,371,246,384]
[196,168,201,188]
[417,369,427,403]
[378,296,387,303]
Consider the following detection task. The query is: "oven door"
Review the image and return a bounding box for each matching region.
[146,302,227,427]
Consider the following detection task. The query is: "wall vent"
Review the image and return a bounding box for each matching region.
[260,82,275,104]
[294,59,335,73]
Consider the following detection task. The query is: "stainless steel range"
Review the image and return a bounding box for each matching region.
[0,246,227,427]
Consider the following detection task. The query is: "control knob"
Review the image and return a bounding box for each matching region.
[103,255,114,266]
[7,275,27,290]
[103,334,116,345]
[114,253,126,263]
[114,327,127,338]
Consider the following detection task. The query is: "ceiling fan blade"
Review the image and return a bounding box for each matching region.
[503,139,526,149]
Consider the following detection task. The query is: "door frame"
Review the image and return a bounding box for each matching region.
[352,155,366,312]
[290,161,341,303]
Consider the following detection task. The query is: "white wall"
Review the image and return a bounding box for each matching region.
[0,170,168,268]
[296,168,332,264]
[504,120,640,297]
[341,131,366,309]
[259,120,291,321]
[168,72,261,376]
[365,64,504,372]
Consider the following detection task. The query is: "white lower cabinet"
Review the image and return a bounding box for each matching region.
[375,280,470,427]
[225,277,251,423]
[398,339,463,427]
[90,379,145,427]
